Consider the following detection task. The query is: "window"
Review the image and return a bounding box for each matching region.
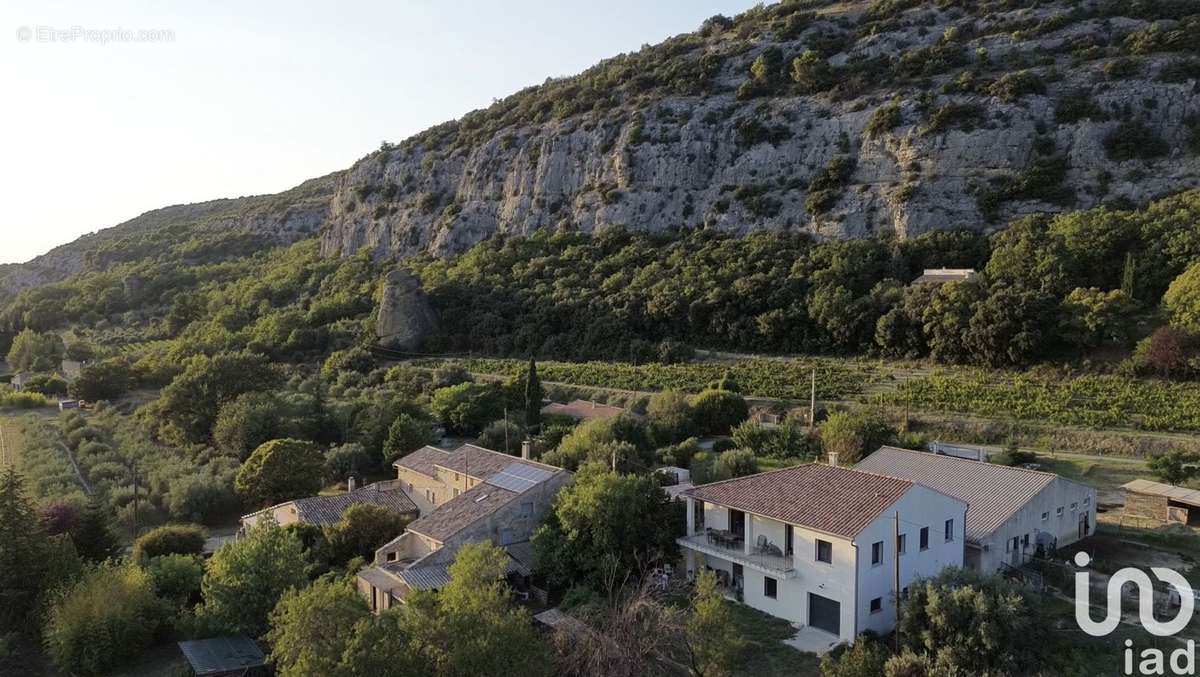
[1022,533,1030,548]
[785,525,794,556]
[870,597,882,614]
[520,501,534,518]
[1056,507,1064,517]
[1041,511,1049,521]
[1084,496,1091,506]
[897,533,906,555]
[816,539,832,564]
[944,518,954,542]
[764,576,777,599]
[919,527,929,551]
[454,472,461,482]
[733,563,744,580]
[387,552,398,562]
[871,541,884,566]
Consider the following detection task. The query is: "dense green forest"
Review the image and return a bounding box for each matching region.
[408,189,1200,371]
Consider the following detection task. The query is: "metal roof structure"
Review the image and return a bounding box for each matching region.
[1122,479,1200,507]
[177,636,266,676]
[855,446,1063,542]
[487,462,555,493]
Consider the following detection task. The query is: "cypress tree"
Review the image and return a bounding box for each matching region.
[524,357,543,434]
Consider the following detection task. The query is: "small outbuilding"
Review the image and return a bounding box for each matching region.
[1121,479,1200,524]
[177,636,268,677]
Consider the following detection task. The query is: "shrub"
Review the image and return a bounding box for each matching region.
[143,553,204,608]
[22,374,68,397]
[132,523,208,562]
[924,103,984,134]
[864,101,902,139]
[1103,121,1169,161]
[43,563,165,675]
[690,390,749,436]
[0,390,49,409]
[321,348,374,380]
[806,155,857,214]
[1054,94,1104,124]
[235,439,325,507]
[430,382,503,435]
[987,70,1046,102]
[713,449,759,480]
[1103,58,1141,80]
[324,443,376,484]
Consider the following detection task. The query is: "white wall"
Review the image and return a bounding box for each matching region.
[975,477,1097,572]
[854,485,967,636]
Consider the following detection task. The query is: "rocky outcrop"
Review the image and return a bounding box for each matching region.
[376,270,437,351]
[320,3,1200,260]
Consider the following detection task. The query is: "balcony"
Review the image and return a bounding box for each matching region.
[678,532,797,578]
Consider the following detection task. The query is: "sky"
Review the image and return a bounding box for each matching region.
[0,0,755,264]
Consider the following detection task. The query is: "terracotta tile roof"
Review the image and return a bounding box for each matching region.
[541,399,626,421]
[405,482,519,543]
[292,481,419,525]
[684,464,913,539]
[393,445,451,478]
[854,446,1059,542]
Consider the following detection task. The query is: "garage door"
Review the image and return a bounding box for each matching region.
[808,593,840,636]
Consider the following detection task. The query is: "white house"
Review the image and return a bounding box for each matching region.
[855,446,1097,572]
[679,463,967,645]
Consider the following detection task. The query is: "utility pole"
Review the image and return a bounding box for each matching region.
[809,369,816,427]
[894,511,901,653]
[503,407,510,455]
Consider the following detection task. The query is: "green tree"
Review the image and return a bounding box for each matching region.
[235,439,325,507]
[72,497,121,562]
[68,358,133,401]
[132,523,208,562]
[194,517,308,637]
[646,390,697,444]
[43,563,164,675]
[542,414,654,472]
[321,347,375,380]
[267,577,372,677]
[897,570,1039,675]
[0,467,53,631]
[158,350,279,444]
[383,413,436,463]
[5,328,64,372]
[1148,450,1200,486]
[533,465,681,592]
[337,609,433,677]
[712,448,759,480]
[1165,262,1200,333]
[820,411,889,465]
[476,418,523,455]
[525,357,543,433]
[324,503,411,564]
[690,389,749,436]
[685,571,743,677]
[405,542,552,677]
[791,50,833,92]
[430,382,503,435]
[213,392,285,458]
[1060,287,1134,348]
[143,553,204,608]
[819,634,890,677]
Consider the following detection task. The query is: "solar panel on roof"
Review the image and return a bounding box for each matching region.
[486,462,553,493]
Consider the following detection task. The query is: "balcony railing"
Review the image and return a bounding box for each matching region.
[678,532,797,577]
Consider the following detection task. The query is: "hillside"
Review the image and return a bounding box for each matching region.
[321,0,1200,258]
[0,173,338,299]
[3,0,1199,294]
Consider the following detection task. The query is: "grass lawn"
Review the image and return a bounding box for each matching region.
[725,601,820,677]
[1034,453,1151,503]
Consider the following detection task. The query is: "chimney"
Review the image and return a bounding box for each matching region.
[347,474,359,491]
[827,452,839,467]
[521,439,533,460]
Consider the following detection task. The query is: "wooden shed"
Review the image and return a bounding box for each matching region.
[1121,479,1200,524]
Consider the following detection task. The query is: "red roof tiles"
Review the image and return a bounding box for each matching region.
[684,464,913,539]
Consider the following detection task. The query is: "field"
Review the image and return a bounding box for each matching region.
[418,357,879,400]
[423,356,1200,436]
[0,416,25,468]
[869,369,1200,433]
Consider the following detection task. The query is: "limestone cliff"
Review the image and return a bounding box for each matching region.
[320,1,1200,259]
